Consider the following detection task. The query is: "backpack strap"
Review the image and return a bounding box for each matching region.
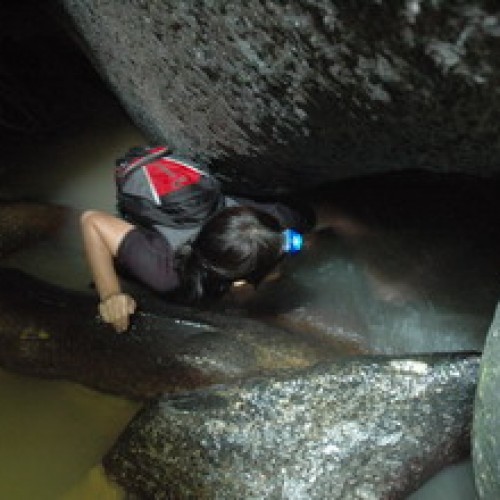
[116,146,170,180]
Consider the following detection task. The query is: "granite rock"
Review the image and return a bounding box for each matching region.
[57,1,500,190]
[105,352,479,499]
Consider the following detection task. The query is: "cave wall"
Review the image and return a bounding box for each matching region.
[56,0,500,190]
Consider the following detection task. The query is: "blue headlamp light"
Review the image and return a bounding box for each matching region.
[282,228,303,255]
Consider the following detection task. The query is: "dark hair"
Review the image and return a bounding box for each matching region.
[178,206,284,301]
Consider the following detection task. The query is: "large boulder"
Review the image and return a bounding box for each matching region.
[104,352,479,499]
[56,1,500,188]
[473,302,500,499]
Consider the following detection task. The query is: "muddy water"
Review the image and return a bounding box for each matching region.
[0,96,484,498]
[0,102,145,499]
[0,368,136,500]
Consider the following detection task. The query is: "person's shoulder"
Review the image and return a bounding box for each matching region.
[228,194,316,233]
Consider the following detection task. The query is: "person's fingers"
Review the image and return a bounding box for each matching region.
[110,296,130,333]
[98,294,135,333]
[127,297,136,315]
[99,300,119,323]
[113,314,128,334]
[98,301,112,323]
[110,310,128,333]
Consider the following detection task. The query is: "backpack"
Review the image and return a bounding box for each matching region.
[115,146,224,229]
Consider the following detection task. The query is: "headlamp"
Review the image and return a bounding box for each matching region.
[282,228,303,255]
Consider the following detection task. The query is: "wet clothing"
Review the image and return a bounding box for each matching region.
[115,196,315,293]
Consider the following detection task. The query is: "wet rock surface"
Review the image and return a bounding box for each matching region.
[473,303,500,499]
[0,266,352,400]
[220,171,500,354]
[57,1,500,188]
[104,352,479,499]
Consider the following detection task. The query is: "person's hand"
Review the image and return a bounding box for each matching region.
[98,293,136,333]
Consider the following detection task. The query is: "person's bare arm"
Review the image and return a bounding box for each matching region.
[80,210,136,333]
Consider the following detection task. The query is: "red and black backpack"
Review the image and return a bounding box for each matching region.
[115,146,224,229]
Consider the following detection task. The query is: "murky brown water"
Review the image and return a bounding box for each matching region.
[0,102,144,499]
[0,93,483,498]
[0,368,137,500]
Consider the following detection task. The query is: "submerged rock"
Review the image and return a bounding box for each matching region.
[56,1,500,187]
[104,352,479,499]
[473,302,500,499]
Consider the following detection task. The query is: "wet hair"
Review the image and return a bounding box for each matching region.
[178,206,284,301]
